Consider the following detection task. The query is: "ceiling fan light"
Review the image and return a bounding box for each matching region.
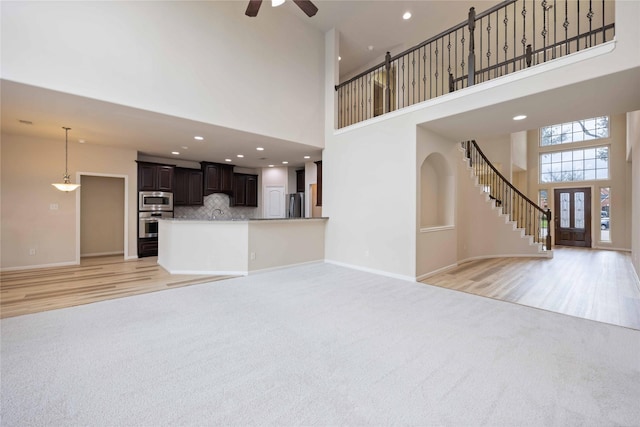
[272,0,285,7]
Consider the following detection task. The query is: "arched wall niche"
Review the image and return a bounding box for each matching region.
[420,152,454,228]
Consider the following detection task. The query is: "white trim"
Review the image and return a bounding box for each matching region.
[0,261,78,272]
[81,251,125,258]
[324,259,415,282]
[75,172,129,264]
[420,225,455,233]
[416,262,460,282]
[159,267,248,276]
[592,246,631,252]
[249,260,324,275]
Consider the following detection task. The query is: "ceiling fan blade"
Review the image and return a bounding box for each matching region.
[245,0,262,17]
[293,0,318,17]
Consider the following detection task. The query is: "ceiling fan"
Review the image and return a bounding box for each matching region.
[245,0,318,18]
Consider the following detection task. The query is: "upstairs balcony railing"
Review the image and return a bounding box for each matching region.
[336,0,615,129]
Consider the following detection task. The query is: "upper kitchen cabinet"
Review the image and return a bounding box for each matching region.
[174,167,204,206]
[296,169,305,193]
[201,161,234,195]
[230,173,258,207]
[137,161,174,192]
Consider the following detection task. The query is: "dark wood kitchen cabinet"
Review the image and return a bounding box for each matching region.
[296,169,305,193]
[137,161,174,192]
[201,162,234,195]
[174,167,203,206]
[315,161,322,206]
[138,238,158,258]
[230,173,258,207]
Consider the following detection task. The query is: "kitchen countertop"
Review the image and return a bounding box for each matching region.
[166,217,328,222]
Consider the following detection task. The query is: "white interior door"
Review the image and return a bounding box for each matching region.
[264,186,285,218]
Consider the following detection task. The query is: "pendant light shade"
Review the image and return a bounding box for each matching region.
[52,127,81,192]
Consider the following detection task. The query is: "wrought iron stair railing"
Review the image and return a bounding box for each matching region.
[463,140,552,251]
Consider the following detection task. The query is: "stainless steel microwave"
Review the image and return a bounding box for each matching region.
[139,191,173,212]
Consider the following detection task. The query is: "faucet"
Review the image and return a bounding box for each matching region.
[210,208,223,220]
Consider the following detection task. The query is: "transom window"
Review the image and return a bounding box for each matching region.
[540,116,609,146]
[540,146,609,183]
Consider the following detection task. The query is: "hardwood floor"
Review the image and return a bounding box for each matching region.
[3,249,640,330]
[0,256,235,319]
[421,247,640,330]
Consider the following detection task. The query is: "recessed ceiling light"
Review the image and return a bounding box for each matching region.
[171,151,180,155]
[194,136,204,140]
[272,0,285,7]
[367,45,374,51]
[237,154,244,158]
[282,161,289,164]
[304,155,310,159]
[181,146,189,149]
[225,158,232,162]
[78,139,86,144]
[268,165,274,168]
[513,115,527,121]
[256,147,264,151]
[403,11,412,20]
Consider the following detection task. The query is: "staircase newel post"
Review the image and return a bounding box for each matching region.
[384,51,391,114]
[545,209,552,250]
[467,7,476,87]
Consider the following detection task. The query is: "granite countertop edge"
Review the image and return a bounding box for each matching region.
[164,217,329,223]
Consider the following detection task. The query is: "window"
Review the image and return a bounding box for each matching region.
[540,146,609,183]
[540,116,609,146]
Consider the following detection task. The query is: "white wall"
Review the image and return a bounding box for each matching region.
[1,134,137,269]
[416,127,458,278]
[324,119,417,281]
[1,0,325,147]
[628,110,640,278]
[324,1,640,280]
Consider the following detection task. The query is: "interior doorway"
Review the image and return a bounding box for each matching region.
[76,173,128,263]
[554,187,592,247]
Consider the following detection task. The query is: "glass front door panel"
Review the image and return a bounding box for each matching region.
[574,192,585,229]
[560,192,570,228]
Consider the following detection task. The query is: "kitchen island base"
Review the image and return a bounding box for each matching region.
[158,218,327,275]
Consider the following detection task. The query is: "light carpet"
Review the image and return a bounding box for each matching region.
[1,263,639,426]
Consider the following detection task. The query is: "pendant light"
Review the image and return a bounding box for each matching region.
[52,127,81,192]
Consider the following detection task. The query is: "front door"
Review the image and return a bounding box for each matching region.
[554,187,592,247]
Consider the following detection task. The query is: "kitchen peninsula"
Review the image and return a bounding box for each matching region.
[157,217,327,275]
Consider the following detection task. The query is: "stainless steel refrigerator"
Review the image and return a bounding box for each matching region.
[287,192,305,218]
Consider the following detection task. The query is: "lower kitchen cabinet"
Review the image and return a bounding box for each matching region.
[138,238,158,258]
[231,173,258,207]
[174,167,203,206]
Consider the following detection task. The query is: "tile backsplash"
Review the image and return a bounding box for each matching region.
[174,194,258,220]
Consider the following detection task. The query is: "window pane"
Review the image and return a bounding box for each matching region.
[539,116,609,146]
[539,145,609,183]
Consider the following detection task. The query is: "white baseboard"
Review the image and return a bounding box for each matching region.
[249,260,324,275]
[81,251,125,258]
[0,260,79,272]
[416,262,460,282]
[324,259,416,282]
